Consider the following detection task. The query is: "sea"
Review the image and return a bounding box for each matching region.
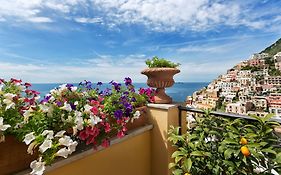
[31,82,209,103]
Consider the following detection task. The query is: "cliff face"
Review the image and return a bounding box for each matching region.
[261,38,281,56]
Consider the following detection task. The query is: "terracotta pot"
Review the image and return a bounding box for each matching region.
[141,68,180,104]
[126,106,148,131]
[0,136,37,174]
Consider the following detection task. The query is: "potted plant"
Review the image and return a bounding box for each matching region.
[0,77,154,175]
[141,56,180,104]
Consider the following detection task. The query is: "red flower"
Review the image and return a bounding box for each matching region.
[104,122,111,133]
[11,78,22,84]
[86,127,99,138]
[101,139,110,148]
[79,130,88,141]
[117,131,125,138]
[90,100,99,106]
[24,82,32,87]
[90,106,99,115]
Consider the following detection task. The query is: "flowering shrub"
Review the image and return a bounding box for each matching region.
[168,112,281,175]
[0,77,154,175]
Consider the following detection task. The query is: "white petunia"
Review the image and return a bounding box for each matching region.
[68,141,78,153]
[27,141,37,155]
[71,86,78,92]
[39,139,52,153]
[133,111,141,119]
[58,136,72,147]
[39,104,50,113]
[84,104,92,113]
[41,130,54,139]
[3,99,15,110]
[23,132,36,145]
[23,108,33,123]
[60,102,72,112]
[0,117,11,131]
[55,130,66,138]
[88,114,102,126]
[4,93,16,100]
[131,111,141,123]
[55,147,71,158]
[30,157,45,175]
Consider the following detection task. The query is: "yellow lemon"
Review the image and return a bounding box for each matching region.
[241,146,250,157]
[240,137,248,145]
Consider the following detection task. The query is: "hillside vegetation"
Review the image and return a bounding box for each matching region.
[261,38,281,56]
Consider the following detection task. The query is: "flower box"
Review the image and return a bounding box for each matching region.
[0,136,37,175]
[126,106,148,131]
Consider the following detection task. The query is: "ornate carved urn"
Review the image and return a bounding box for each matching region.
[141,68,180,104]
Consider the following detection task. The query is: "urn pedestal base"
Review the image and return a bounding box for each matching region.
[154,88,172,104]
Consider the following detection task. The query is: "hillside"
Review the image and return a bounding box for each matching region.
[261,38,281,56]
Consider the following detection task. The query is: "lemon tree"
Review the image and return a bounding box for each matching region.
[168,112,281,175]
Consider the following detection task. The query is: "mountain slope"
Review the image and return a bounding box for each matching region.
[261,38,281,56]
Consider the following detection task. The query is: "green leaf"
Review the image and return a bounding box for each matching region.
[261,148,277,155]
[183,158,192,172]
[175,156,183,164]
[173,169,183,175]
[263,113,274,122]
[222,138,238,145]
[276,152,281,163]
[190,151,205,157]
[172,151,185,158]
[224,149,233,159]
[169,163,176,169]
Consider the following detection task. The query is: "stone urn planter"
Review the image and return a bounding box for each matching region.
[141,68,180,104]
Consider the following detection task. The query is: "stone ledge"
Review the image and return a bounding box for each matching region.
[147,102,184,110]
[16,124,153,175]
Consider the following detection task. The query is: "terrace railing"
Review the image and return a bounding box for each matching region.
[178,106,281,135]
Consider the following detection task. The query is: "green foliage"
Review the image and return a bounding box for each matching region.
[168,112,281,175]
[145,56,180,68]
[262,38,281,56]
[241,65,261,72]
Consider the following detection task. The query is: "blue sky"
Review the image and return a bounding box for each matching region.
[0,0,281,83]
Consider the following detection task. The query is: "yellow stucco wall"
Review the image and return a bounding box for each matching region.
[46,131,151,175]
[147,104,184,175]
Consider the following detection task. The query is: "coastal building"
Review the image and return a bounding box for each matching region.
[226,102,247,114]
[274,52,281,62]
[264,76,281,86]
[226,102,254,115]
[251,96,267,110]
[250,53,269,60]
[248,58,265,67]
[275,62,281,71]
[269,107,281,117]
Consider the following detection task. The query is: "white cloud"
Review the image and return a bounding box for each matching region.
[90,0,268,31]
[0,54,148,83]
[0,0,279,31]
[74,17,103,24]
[0,0,85,23]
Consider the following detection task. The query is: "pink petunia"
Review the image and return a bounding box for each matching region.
[117,131,125,138]
[90,106,99,115]
[101,139,110,148]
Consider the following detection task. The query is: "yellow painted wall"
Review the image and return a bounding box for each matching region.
[147,104,184,175]
[46,131,151,175]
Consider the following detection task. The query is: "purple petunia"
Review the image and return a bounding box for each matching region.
[110,81,121,92]
[124,77,132,86]
[114,110,123,119]
[70,103,76,110]
[40,95,51,103]
[97,82,103,86]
